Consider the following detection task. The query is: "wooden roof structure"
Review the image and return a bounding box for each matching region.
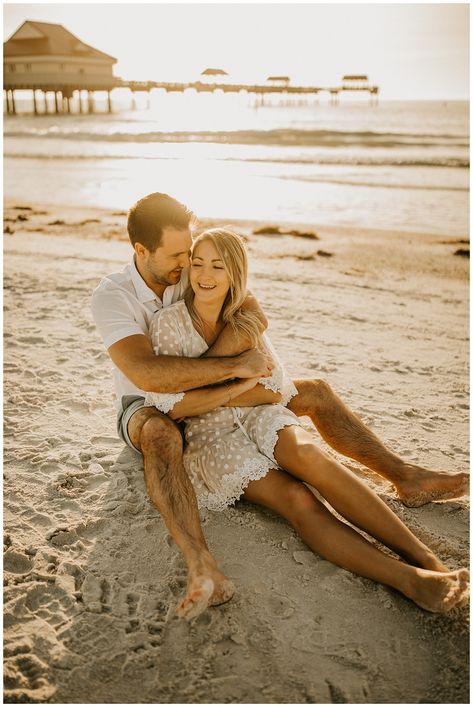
[201,68,228,76]
[342,74,368,81]
[4,20,116,63]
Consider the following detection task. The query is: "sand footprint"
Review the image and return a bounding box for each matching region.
[4,652,55,703]
[4,550,34,576]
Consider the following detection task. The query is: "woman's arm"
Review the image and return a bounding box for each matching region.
[221,383,282,407]
[166,377,261,420]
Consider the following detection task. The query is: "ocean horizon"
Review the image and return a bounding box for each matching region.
[3,95,469,236]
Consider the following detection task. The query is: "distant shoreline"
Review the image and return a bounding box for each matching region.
[3,200,469,284]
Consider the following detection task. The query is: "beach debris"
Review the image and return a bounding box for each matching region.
[253,224,319,239]
[12,205,32,210]
[454,248,469,258]
[16,214,29,221]
[77,219,100,225]
[295,254,316,261]
[438,238,469,245]
[4,225,14,234]
[317,249,333,257]
[287,229,319,240]
[48,220,66,226]
[253,225,282,235]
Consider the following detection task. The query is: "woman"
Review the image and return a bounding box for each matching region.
[145,228,469,614]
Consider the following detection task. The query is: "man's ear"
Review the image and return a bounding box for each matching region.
[134,242,147,258]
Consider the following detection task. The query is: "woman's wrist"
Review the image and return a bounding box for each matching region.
[223,381,233,403]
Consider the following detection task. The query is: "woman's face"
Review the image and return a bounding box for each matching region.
[190,239,231,306]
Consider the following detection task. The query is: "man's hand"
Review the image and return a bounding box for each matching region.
[234,348,274,379]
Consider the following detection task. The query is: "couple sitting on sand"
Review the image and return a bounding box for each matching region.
[92,192,469,619]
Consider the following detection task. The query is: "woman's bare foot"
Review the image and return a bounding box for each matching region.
[412,550,449,573]
[404,567,469,613]
[395,465,469,508]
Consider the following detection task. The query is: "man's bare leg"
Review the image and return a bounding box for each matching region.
[287,379,469,507]
[128,407,234,620]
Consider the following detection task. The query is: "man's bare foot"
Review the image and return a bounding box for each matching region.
[209,578,235,606]
[404,567,469,613]
[176,576,215,621]
[176,566,235,621]
[395,465,469,508]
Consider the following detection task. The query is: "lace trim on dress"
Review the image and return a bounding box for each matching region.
[196,455,274,512]
[280,380,298,407]
[144,391,185,414]
[259,375,297,408]
[259,418,298,466]
[259,369,284,393]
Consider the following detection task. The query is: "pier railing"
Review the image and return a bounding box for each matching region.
[3,76,379,114]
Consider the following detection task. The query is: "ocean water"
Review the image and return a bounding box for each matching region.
[3,93,469,235]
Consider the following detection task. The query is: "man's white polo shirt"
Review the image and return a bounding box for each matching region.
[91,258,189,409]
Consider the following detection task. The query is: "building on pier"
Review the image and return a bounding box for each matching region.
[201,68,228,77]
[266,76,291,86]
[342,74,370,90]
[3,20,117,113]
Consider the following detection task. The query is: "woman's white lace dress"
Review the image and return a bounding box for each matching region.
[145,300,302,511]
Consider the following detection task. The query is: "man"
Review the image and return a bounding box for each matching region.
[92,192,468,620]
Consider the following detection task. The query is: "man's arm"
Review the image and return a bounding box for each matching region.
[108,334,271,394]
[204,291,268,358]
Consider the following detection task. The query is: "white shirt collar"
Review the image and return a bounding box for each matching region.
[130,257,189,305]
[130,256,161,304]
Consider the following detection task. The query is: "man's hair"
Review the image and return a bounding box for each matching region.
[127,192,193,252]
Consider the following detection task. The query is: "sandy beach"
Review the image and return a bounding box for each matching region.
[3,201,469,703]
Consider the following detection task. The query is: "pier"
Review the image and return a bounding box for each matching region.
[3,76,379,115]
[3,21,379,115]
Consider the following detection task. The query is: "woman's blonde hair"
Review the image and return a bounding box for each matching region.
[185,228,261,347]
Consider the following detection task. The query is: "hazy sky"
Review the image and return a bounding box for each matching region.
[3,2,470,99]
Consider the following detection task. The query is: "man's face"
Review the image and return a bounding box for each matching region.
[141,226,192,289]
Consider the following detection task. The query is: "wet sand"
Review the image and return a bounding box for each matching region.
[3,202,469,703]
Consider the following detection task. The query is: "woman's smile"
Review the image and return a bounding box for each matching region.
[190,240,230,303]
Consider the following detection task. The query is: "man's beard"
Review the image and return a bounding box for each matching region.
[150,269,182,287]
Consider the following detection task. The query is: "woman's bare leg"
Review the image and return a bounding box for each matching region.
[243,469,469,613]
[288,379,469,507]
[273,425,448,572]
